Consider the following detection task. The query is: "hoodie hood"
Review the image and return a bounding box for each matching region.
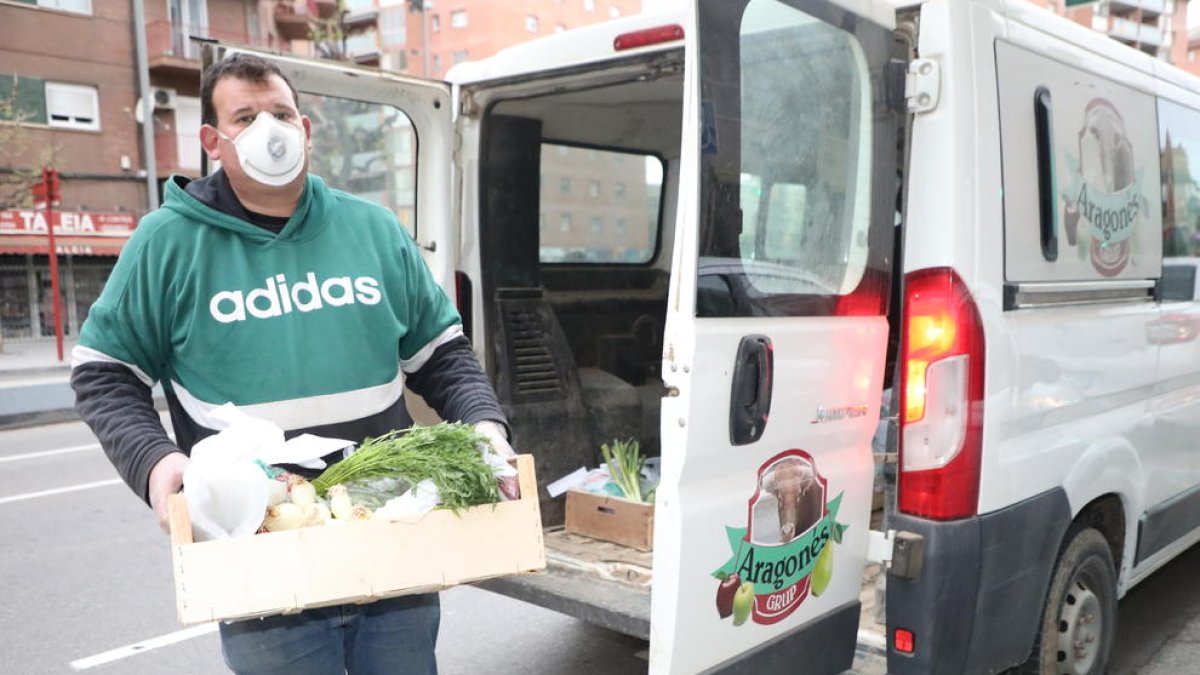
[163,171,331,244]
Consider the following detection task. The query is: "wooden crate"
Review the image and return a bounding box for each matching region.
[168,455,546,625]
[564,489,655,551]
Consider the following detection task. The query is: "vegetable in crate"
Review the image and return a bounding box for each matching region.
[313,422,503,511]
[601,438,649,503]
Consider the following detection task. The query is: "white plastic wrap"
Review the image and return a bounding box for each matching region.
[182,404,351,541]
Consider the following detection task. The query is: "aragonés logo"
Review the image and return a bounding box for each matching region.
[209,272,382,323]
[712,450,848,627]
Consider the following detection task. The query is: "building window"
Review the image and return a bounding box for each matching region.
[451,10,467,28]
[525,15,539,33]
[584,0,595,12]
[560,214,572,231]
[590,216,603,233]
[588,180,600,198]
[37,0,92,14]
[380,7,407,48]
[555,24,567,33]
[614,182,626,198]
[559,176,571,194]
[431,14,440,32]
[615,217,629,234]
[0,74,48,124]
[452,49,469,65]
[45,83,99,131]
[610,6,621,18]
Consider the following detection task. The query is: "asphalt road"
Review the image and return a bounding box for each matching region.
[1,417,1195,674]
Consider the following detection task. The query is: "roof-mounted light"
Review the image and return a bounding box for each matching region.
[613,24,685,51]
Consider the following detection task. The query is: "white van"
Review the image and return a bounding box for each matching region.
[209,0,1200,672]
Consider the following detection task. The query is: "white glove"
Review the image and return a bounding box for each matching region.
[475,421,520,500]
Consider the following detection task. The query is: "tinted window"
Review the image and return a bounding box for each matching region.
[1162,263,1197,301]
[1160,100,1200,258]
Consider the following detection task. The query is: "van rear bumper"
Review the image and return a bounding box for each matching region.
[885,487,1072,674]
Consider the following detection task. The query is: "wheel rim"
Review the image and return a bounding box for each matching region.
[1055,576,1103,674]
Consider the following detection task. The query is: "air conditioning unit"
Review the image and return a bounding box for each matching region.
[152,87,177,111]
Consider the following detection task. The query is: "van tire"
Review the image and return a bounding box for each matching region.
[1020,527,1117,675]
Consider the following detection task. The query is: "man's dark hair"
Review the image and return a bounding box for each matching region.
[200,53,300,127]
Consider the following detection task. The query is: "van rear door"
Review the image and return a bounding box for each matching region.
[651,1,898,673]
[200,45,456,291]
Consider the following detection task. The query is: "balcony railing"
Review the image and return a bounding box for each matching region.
[1108,16,1164,48]
[146,21,271,63]
[1109,0,1167,19]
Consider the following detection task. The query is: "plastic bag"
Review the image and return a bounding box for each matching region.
[374,479,442,521]
[342,475,413,509]
[182,404,352,541]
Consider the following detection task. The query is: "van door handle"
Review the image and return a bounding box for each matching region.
[729,334,774,446]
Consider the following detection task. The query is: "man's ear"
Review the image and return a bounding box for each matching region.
[302,115,313,150]
[199,124,223,160]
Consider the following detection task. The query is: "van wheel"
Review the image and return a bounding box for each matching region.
[1022,527,1116,675]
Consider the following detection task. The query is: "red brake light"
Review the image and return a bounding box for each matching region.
[614,24,684,51]
[898,268,985,520]
[894,628,915,654]
[835,269,888,316]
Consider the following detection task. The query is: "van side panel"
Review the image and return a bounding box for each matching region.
[986,13,1163,555]
[891,0,1163,671]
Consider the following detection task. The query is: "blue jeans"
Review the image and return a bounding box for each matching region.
[218,593,440,675]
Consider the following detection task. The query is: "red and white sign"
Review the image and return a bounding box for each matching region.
[0,209,138,256]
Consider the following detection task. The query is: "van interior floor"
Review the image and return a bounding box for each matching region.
[476,528,653,640]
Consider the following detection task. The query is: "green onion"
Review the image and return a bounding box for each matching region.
[312,423,500,511]
[601,438,646,503]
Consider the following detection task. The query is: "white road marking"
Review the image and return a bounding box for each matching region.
[69,623,218,670]
[0,479,123,505]
[0,443,100,464]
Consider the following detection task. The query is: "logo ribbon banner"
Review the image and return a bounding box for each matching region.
[713,493,847,592]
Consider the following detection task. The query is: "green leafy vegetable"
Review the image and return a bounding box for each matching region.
[312,423,500,510]
[601,438,646,503]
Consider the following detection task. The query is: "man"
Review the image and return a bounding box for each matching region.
[71,53,513,674]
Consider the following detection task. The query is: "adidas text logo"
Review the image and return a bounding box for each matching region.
[209,272,382,323]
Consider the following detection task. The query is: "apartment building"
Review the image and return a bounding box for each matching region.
[0,1,147,341]
[1029,0,1190,63]
[0,0,334,341]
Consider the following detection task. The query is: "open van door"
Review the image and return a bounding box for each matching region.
[200,45,456,292]
[650,1,898,673]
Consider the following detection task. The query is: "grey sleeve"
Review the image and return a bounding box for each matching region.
[71,362,178,505]
[404,336,509,433]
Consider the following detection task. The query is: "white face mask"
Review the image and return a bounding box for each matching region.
[218,111,306,187]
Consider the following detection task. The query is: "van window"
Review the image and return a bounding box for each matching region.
[1159,99,1200,258]
[698,0,873,317]
[1162,263,1197,301]
[539,144,663,264]
[303,94,418,237]
[996,42,1160,283]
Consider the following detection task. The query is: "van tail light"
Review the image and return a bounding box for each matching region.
[614,24,684,51]
[898,268,984,520]
[836,269,888,316]
[455,272,474,343]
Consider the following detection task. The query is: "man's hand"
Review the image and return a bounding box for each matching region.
[148,451,189,534]
[475,421,520,500]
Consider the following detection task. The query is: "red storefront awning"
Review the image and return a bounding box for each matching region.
[0,210,137,257]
